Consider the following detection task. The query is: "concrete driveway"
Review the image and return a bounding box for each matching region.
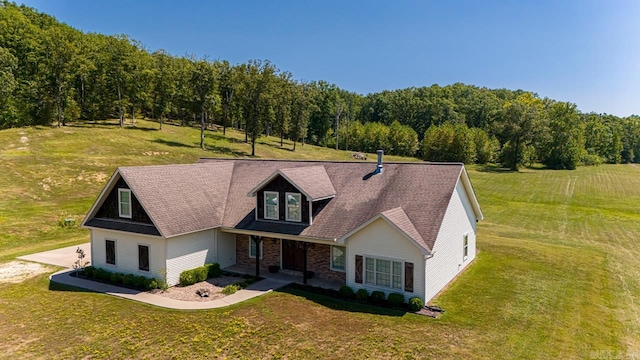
[18,243,91,268]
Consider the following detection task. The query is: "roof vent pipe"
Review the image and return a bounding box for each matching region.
[376,150,384,174]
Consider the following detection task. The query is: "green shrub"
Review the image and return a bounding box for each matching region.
[122,274,135,286]
[387,293,405,308]
[338,285,355,299]
[82,266,95,278]
[408,297,424,311]
[134,275,146,288]
[146,278,158,290]
[355,288,369,301]
[222,284,239,295]
[110,272,124,284]
[95,268,110,281]
[179,270,195,286]
[370,291,387,306]
[205,263,222,278]
[194,266,208,283]
[179,266,209,286]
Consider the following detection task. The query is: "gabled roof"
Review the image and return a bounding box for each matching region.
[84,159,483,251]
[247,165,336,201]
[83,162,234,238]
[337,207,430,253]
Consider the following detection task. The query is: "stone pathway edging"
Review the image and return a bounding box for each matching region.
[49,269,289,310]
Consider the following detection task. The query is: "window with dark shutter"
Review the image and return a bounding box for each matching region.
[404,262,414,292]
[138,245,149,271]
[355,255,363,284]
[105,240,116,265]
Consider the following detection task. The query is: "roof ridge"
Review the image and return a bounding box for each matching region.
[198,157,463,166]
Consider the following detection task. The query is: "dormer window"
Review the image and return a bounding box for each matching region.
[264,191,279,220]
[286,193,302,222]
[118,188,132,218]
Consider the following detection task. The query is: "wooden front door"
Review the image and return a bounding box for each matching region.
[282,239,305,271]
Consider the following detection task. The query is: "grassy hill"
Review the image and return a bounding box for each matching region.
[0,120,638,358]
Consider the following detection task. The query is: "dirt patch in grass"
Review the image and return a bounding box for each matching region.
[154,276,240,302]
[0,261,52,284]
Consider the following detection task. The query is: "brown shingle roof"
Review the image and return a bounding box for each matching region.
[246,166,336,200]
[118,162,234,237]
[209,159,465,251]
[380,207,429,251]
[87,159,477,252]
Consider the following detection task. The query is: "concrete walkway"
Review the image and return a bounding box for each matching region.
[49,269,289,310]
[21,244,289,310]
[18,243,92,268]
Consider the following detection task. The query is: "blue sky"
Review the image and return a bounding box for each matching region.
[19,0,640,116]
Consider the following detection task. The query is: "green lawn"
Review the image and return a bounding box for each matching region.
[0,120,637,359]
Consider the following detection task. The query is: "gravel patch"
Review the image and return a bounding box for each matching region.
[0,261,52,284]
[153,276,242,302]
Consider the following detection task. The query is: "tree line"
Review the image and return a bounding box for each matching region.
[1,1,639,168]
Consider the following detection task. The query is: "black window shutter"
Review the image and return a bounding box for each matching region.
[355,255,363,284]
[404,262,414,293]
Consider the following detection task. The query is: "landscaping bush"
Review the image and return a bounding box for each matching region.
[222,284,239,295]
[408,297,424,311]
[82,266,95,278]
[370,291,387,306]
[110,272,124,284]
[355,288,369,302]
[179,266,209,286]
[338,285,355,299]
[95,268,110,281]
[194,266,208,283]
[146,278,158,290]
[387,293,405,308]
[134,275,146,288]
[205,263,222,278]
[179,270,195,286]
[122,274,135,286]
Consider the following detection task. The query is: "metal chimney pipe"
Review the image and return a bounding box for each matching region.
[376,150,384,174]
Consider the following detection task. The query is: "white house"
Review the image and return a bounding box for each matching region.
[82,152,483,303]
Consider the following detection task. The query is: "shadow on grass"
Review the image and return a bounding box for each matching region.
[206,145,251,157]
[476,164,517,173]
[126,125,158,132]
[260,139,295,152]
[277,286,406,317]
[48,280,97,294]
[206,132,246,144]
[151,138,197,148]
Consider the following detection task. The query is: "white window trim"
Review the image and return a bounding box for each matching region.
[264,191,279,220]
[363,255,404,291]
[330,245,346,272]
[105,239,117,266]
[138,243,150,272]
[463,233,469,261]
[249,238,264,259]
[285,192,302,222]
[118,188,132,219]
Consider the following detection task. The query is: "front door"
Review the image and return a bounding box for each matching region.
[282,239,305,271]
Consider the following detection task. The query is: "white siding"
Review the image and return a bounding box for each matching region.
[425,180,477,302]
[91,228,166,279]
[345,218,425,301]
[165,229,216,285]
[216,230,236,269]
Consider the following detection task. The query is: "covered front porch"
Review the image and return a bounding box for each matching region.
[224,264,343,290]
[233,234,346,289]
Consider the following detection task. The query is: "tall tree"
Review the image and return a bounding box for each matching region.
[237,59,277,156]
[540,102,584,169]
[217,60,237,136]
[151,50,177,130]
[492,93,543,170]
[190,57,217,149]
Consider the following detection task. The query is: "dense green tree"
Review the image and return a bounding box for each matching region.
[493,93,543,170]
[540,102,584,169]
[421,123,475,163]
[0,46,17,127]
